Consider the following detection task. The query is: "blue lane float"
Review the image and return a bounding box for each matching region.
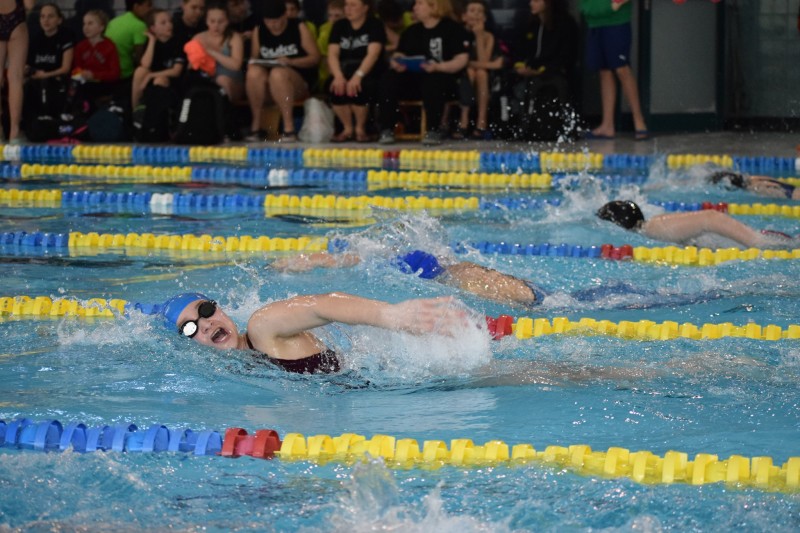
[0,418,223,455]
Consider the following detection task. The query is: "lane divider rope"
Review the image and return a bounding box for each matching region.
[2,295,798,343]
[6,186,800,223]
[484,314,800,342]
[1,418,797,492]
[3,143,797,174]
[2,230,800,267]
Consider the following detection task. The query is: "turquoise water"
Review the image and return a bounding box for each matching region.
[1,155,799,531]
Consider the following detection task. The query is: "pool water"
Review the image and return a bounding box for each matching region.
[1,149,799,531]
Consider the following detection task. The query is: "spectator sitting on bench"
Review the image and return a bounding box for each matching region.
[73,9,121,114]
[189,1,244,101]
[171,0,206,48]
[377,0,469,146]
[105,0,152,83]
[453,0,502,140]
[131,8,183,109]
[315,0,345,87]
[377,0,414,55]
[327,0,386,142]
[25,3,74,121]
[245,0,320,143]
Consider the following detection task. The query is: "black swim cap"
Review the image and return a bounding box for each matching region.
[597,200,645,230]
[708,171,746,190]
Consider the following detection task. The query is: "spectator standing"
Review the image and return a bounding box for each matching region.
[0,0,35,142]
[377,0,469,145]
[327,0,385,142]
[105,0,152,81]
[245,0,320,142]
[580,0,648,140]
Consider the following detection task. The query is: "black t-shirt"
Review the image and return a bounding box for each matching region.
[27,26,75,72]
[171,11,206,48]
[257,18,317,88]
[328,17,386,75]
[151,37,185,72]
[397,17,469,64]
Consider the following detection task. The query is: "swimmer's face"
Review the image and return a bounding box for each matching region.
[182,0,206,25]
[176,299,240,350]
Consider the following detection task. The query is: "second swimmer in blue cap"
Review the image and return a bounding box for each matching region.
[161,290,472,374]
[271,250,547,307]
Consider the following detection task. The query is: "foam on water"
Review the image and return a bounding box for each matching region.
[320,458,508,533]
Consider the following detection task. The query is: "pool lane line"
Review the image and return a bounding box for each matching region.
[4,142,799,174]
[485,314,799,342]
[2,231,800,267]
[1,418,798,492]
[2,295,799,342]
[6,187,800,224]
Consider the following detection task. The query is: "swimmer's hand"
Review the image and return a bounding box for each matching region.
[381,296,472,336]
[270,251,361,272]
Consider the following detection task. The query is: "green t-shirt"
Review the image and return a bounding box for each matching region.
[105,11,147,78]
[579,0,631,28]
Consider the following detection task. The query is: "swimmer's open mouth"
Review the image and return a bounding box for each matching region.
[211,328,227,343]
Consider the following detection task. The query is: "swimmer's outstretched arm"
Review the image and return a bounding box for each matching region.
[641,210,768,248]
[270,251,361,272]
[247,293,469,353]
[442,262,540,306]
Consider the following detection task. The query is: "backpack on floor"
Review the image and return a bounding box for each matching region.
[173,84,228,145]
[87,104,127,142]
[133,84,174,143]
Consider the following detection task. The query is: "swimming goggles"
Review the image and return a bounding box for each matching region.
[179,300,217,338]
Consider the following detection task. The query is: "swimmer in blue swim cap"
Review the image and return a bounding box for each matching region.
[597,200,792,248]
[708,170,800,200]
[272,250,547,307]
[161,290,472,374]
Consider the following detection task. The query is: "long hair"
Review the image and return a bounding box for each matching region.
[206,1,234,39]
[40,2,65,22]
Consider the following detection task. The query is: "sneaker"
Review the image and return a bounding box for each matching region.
[278,131,298,143]
[422,130,443,146]
[378,129,395,144]
[245,129,267,142]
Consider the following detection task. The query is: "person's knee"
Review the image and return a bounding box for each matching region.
[269,67,291,86]
[614,65,633,78]
[246,66,266,84]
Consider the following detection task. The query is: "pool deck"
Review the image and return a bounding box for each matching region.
[253,131,800,157]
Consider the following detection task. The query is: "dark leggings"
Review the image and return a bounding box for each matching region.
[377,69,458,132]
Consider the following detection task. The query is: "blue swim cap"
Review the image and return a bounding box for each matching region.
[395,250,445,279]
[161,292,208,330]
